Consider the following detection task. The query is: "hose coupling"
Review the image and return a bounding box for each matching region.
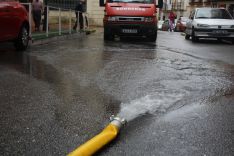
[110,115,126,129]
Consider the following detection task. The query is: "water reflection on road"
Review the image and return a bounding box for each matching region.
[1,33,234,120]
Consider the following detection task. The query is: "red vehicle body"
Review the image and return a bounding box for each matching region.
[0,0,30,50]
[99,0,163,41]
[175,16,188,32]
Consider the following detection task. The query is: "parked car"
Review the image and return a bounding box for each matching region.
[175,16,188,32]
[162,20,170,31]
[0,0,30,50]
[185,8,234,43]
[157,20,164,30]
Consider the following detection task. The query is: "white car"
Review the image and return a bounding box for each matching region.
[185,8,234,43]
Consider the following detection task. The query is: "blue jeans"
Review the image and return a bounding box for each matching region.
[169,20,174,32]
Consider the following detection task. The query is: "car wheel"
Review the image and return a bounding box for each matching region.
[104,28,114,41]
[14,24,29,51]
[191,30,198,42]
[148,31,157,42]
[232,38,234,44]
[217,38,222,42]
[185,34,190,40]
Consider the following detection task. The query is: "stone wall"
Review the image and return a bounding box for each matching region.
[87,0,104,26]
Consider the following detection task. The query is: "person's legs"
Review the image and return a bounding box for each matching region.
[169,20,171,32]
[85,15,88,28]
[169,20,173,32]
[171,20,173,31]
[37,10,41,31]
[79,12,83,30]
[33,11,37,31]
[34,10,41,31]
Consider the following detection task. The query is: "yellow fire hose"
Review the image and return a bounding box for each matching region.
[68,116,126,156]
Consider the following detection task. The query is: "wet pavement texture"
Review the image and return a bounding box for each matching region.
[0,30,234,156]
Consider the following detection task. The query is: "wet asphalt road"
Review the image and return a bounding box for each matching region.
[0,30,234,156]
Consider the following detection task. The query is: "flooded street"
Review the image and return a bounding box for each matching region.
[0,30,234,155]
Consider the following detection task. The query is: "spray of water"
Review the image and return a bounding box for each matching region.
[117,92,185,122]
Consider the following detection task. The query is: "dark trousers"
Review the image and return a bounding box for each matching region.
[33,10,41,31]
[73,12,83,30]
[85,15,88,27]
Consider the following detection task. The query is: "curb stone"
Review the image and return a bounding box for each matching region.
[31,32,86,46]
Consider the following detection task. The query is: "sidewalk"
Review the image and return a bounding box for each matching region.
[31,28,96,45]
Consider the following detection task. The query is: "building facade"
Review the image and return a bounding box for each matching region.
[161,0,234,21]
[160,0,190,20]
[86,0,104,26]
[187,0,234,17]
[20,0,233,26]
[217,0,234,17]
[19,0,87,11]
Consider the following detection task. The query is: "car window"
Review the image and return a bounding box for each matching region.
[211,9,232,19]
[196,9,232,19]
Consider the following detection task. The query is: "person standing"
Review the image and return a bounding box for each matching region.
[168,10,176,32]
[32,0,43,31]
[73,0,84,31]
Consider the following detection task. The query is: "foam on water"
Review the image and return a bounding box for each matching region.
[117,92,185,122]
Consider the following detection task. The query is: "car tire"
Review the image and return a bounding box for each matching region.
[191,30,198,42]
[232,38,234,44]
[148,31,157,42]
[104,28,114,41]
[217,38,222,42]
[185,34,190,40]
[14,24,29,51]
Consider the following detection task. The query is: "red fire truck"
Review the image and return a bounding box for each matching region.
[99,0,163,41]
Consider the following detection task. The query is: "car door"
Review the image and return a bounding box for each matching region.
[0,1,19,41]
[0,1,11,41]
[10,2,24,37]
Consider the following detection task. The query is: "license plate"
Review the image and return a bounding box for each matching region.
[212,30,228,35]
[122,29,137,33]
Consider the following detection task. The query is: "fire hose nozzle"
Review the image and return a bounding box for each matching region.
[110,115,126,129]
